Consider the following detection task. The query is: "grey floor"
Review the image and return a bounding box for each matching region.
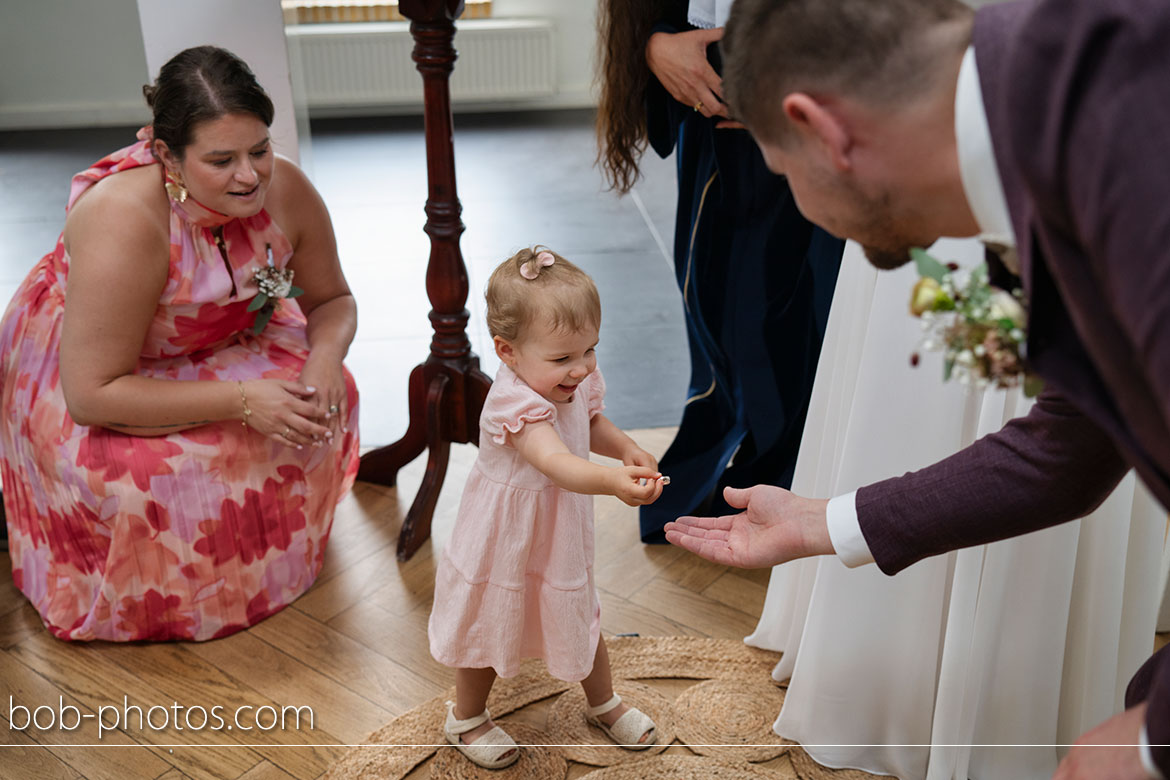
[0,110,689,447]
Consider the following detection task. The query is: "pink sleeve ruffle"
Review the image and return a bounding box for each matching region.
[483,375,558,447]
[585,368,606,419]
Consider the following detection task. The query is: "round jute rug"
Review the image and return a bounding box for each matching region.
[578,754,790,778]
[322,637,789,780]
[428,722,568,780]
[607,636,787,684]
[673,679,795,762]
[545,681,677,766]
[790,748,887,780]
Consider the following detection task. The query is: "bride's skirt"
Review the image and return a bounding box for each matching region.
[746,238,1163,780]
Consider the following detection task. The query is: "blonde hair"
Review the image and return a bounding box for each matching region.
[485,246,602,343]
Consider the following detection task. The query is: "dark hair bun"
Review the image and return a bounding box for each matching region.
[144,46,274,159]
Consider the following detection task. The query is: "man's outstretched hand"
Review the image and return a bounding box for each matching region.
[1052,703,1152,780]
[663,485,833,569]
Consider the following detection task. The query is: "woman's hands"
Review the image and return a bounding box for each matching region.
[299,353,349,440]
[646,28,730,120]
[241,378,332,448]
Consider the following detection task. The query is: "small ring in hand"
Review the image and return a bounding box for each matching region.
[283,425,292,438]
[693,101,704,112]
[328,404,339,415]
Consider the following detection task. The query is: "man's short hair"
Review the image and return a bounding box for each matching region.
[723,0,974,144]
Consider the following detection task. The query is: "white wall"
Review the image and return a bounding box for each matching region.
[0,0,600,130]
[0,0,601,130]
[136,0,302,162]
[489,0,599,109]
[0,0,150,129]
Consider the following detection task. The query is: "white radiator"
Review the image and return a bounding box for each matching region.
[286,19,556,111]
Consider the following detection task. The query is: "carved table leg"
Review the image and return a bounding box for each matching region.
[396,372,451,561]
[356,364,428,488]
[358,0,486,561]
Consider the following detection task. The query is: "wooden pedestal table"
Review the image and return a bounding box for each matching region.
[357,0,492,561]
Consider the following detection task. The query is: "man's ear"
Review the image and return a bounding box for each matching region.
[494,335,516,366]
[781,93,852,172]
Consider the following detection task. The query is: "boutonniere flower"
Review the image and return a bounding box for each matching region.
[248,244,303,335]
[908,248,1043,397]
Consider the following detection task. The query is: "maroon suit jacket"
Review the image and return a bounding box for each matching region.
[854,0,1170,765]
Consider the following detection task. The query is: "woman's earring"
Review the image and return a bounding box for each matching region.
[164,170,188,203]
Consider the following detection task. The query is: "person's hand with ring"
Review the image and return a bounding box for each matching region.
[646,27,730,120]
[239,378,330,449]
[299,351,349,441]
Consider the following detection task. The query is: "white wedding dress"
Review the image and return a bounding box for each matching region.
[745,239,1165,779]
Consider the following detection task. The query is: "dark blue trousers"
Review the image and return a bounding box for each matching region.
[639,111,843,542]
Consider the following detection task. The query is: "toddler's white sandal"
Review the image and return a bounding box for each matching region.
[443,701,520,769]
[585,693,657,750]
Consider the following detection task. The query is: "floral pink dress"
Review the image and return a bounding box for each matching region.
[0,130,360,641]
[429,365,606,682]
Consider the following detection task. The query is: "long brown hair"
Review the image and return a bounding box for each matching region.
[595,0,669,194]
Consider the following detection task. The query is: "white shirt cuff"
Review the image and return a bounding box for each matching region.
[1141,723,1165,779]
[825,491,875,567]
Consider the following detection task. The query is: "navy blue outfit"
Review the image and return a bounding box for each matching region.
[638,10,844,542]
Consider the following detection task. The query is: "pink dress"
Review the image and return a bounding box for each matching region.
[0,129,360,641]
[429,364,605,682]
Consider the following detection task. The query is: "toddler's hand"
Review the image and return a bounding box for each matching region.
[611,466,666,506]
[622,446,659,472]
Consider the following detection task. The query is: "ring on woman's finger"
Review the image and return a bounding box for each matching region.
[328,404,339,415]
[693,100,704,112]
[283,425,292,438]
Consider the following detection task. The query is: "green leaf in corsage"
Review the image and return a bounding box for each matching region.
[249,253,304,336]
[251,306,276,335]
[246,293,269,313]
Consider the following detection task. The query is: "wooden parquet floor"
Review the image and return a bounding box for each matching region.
[0,427,771,780]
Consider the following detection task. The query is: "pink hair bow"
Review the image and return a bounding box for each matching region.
[520,251,555,280]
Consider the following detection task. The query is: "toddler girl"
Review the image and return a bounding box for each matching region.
[429,247,665,768]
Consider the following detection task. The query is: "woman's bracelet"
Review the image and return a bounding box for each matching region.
[237,381,252,428]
